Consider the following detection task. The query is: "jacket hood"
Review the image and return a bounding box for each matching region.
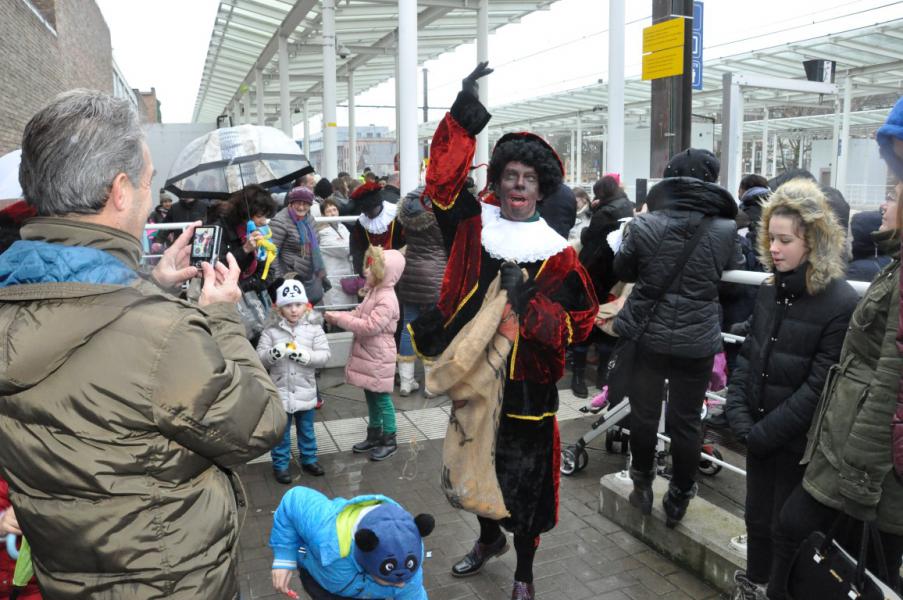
[646,177,738,219]
[850,210,884,259]
[397,187,437,232]
[758,179,848,295]
[877,96,903,179]
[365,246,405,288]
[740,186,770,208]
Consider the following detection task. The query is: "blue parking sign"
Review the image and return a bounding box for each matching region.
[692,1,703,90]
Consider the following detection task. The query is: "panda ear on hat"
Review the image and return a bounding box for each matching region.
[354,529,380,552]
[414,514,435,537]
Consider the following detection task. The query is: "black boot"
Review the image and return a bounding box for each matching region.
[353,427,382,453]
[571,367,588,398]
[662,482,698,528]
[369,432,398,461]
[451,534,509,577]
[628,467,655,516]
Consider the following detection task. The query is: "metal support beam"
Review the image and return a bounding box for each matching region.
[475,0,489,190]
[720,72,744,195]
[348,69,357,175]
[321,0,338,179]
[607,0,625,177]
[830,99,840,187]
[761,108,769,177]
[398,0,419,194]
[278,36,292,136]
[836,74,853,194]
[576,112,583,186]
[303,99,311,163]
[255,68,265,126]
[771,134,778,178]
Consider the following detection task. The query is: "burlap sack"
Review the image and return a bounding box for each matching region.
[427,275,512,520]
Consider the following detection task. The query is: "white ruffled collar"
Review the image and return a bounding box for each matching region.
[357,201,397,235]
[480,202,568,263]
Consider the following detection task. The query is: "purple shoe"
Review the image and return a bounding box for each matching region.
[511,580,535,600]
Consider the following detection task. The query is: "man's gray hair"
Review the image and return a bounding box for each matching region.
[19,89,146,216]
[387,171,400,187]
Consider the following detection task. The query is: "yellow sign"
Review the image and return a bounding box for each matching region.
[642,17,685,53]
[642,46,684,80]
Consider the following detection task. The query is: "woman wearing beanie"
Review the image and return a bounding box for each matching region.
[613,148,741,528]
[725,179,858,600]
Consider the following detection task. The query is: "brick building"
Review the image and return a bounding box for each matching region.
[135,87,162,124]
[0,0,118,154]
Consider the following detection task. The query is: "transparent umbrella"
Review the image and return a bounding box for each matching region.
[0,149,22,201]
[164,124,312,199]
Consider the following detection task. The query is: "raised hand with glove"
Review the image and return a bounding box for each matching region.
[450,62,493,137]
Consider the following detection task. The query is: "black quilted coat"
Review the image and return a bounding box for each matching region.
[612,177,739,358]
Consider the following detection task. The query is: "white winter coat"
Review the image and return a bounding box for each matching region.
[318,223,357,307]
[257,313,331,413]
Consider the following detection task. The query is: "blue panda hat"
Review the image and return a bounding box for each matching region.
[353,503,435,585]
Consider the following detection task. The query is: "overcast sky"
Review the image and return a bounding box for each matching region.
[97,0,903,133]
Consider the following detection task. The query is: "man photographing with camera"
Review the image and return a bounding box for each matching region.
[0,90,285,599]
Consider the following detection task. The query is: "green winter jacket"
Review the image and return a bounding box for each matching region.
[802,229,902,533]
[0,218,286,599]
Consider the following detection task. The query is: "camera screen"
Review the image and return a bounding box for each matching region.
[191,227,217,261]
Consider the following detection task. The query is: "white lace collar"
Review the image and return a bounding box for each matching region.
[480,202,568,263]
[357,201,397,235]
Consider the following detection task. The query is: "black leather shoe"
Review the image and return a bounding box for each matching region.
[451,535,509,577]
[273,469,292,484]
[511,580,536,600]
[353,427,382,453]
[628,467,655,516]
[663,482,697,528]
[369,433,397,462]
[302,462,325,477]
[571,367,588,399]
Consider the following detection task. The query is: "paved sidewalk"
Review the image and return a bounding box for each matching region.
[236,368,727,600]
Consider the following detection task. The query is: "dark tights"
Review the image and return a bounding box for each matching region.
[478,516,539,583]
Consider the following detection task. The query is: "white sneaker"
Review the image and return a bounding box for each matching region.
[731,570,767,600]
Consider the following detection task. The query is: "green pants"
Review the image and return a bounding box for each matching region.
[364,390,397,434]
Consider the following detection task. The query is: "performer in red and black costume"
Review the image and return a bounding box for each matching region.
[348,182,405,275]
[409,63,598,600]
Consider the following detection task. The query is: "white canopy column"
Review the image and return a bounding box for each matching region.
[348,69,357,175]
[303,99,311,161]
[397,0,418,193]
[606,0,625,177]
[321,0,338,179]
[278,36,291,136]
[255,68,265,126]
[475,0,490,189]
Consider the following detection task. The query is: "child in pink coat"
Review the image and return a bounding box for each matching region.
[325,246,406,461]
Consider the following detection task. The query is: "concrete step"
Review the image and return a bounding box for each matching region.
[599,472,746,593]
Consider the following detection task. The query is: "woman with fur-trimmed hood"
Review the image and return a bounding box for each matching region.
[725,178,859,599]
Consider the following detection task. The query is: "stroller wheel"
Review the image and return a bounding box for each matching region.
[698,446,723,476]
[560,445,589,476]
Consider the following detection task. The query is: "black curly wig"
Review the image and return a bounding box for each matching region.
[487,138,562,198]
[219,184,278,229]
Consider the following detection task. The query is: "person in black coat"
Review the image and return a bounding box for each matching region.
[846,210,892,282]
[154,195,210,245]
[570,175,635,393]
[613,148,740,528]
[537,182,577,239]
[725,179,858,599]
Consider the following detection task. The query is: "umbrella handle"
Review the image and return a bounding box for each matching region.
[6,533,18,559]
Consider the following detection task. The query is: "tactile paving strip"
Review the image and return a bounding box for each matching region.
[250,388,592,465]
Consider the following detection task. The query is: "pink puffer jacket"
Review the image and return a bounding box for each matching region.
[330,249,405,393]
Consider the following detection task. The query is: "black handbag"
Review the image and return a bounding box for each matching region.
[787,518,899,600]
[604,215,712,405]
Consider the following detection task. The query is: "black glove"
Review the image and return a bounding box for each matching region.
[462,61,493,98]
[499,262,534,314]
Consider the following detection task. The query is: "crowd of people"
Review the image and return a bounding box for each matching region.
[0,64,900,600]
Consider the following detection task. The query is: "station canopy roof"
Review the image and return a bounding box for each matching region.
[192,0,559,125]
[418,18,903,139]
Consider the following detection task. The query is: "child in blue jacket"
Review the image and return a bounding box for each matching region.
[270,486,434,599]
